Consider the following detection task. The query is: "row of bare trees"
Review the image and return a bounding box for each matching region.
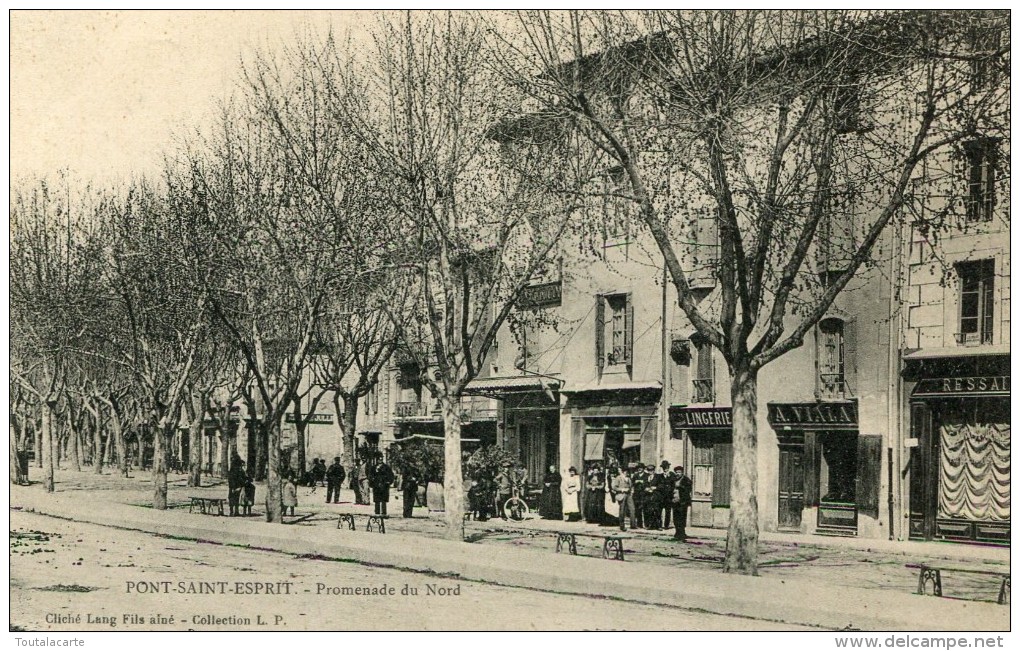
[11,10,1007,570]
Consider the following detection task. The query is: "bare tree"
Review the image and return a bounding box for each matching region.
[333,11,577,539]
[494,9,1009,573]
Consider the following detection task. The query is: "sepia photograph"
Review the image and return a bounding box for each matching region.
[7,6,1011,642]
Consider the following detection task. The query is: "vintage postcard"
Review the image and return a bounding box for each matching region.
[8,7,1011,642]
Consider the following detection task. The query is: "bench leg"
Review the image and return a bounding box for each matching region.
[917,567,942,597]
[998,577,1009,605]
[602,537,625,561]
[337,515,355,530]
[217,502,224,516]
[189,501,195,514]
[556,533,577,555]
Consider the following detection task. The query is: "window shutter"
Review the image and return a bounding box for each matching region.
[625,294,635,366]
[712,441,732,507]
[595,295,605,375]
[639,416,657,466]
[804,431,820,507]
[843,318,857,397]
[573,418,587,512]
[855,435,883,520]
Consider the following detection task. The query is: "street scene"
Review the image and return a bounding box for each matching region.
[8,9,1010,635]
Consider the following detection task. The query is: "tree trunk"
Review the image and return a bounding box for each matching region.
[152,422,169,510]
[34,418,43,468]
[111,417,128,477]
[218,418,230,478]
[11,421,27,485]
[42,405,55,492]
[188,395,204,488]
[255,421,268,481]
[338,393,359,476]
[440,394,465,541]
[92,419,104,474]
[724,363,760,575]
[264,419,283,523]
[68,416,82,473]
[292,399,307,476]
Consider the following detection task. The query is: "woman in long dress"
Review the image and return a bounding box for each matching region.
[563,466,581,521]
[539,465,563,519]
[584,463,606,524]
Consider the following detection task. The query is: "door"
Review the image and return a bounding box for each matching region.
[778,446,805,530]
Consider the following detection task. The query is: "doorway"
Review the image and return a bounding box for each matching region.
[778,446,805,530]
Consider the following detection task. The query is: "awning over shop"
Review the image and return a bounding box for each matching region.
[561,380,662,394]
[394,433,480,444]
[902,346,1009,382]
[463,375,560,395]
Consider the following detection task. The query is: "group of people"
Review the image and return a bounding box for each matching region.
[585,460,693,540]
[467,461,528,521]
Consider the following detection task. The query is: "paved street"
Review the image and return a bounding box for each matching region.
[11,510,808,631]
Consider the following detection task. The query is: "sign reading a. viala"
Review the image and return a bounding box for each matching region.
[767,402,858,429]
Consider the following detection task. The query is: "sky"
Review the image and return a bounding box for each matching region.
[9,10,375,185]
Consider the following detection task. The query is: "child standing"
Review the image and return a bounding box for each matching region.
[282,476,298,516]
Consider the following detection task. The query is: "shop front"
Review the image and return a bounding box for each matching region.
[767,401,881,536]
[905,352,1009,545]
[668,406,733,529]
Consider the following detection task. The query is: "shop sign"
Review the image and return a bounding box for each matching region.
[669,407,732,433]
[284,413,334,425]
[767,402,857,429]
[517,281,562,309]
[912,376,1010,397]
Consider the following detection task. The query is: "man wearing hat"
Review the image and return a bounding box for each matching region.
[326,457,346,504]
[671,465,694,541]
[609,465,635,531]
[629,462,647,529]
[659,460,676,530]
[644,465,664,530]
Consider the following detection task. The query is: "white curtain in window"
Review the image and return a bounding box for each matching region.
[939,421,1010,521]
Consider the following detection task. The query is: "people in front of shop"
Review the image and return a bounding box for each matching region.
[671,465,693,541]
[659,460,676,530]
[563,466,581,521]
[540,464,563,520]
[401,465,420,518]
[584,462,606,524]
[326,457,346,504]
[282,475,298,516]
[370,458,396,516]
[610,465,635,532]
[644,465,664,530]
[495,462,514,519]
[227,455,247,517]
[312,458,328,487]
[630,462,647,529]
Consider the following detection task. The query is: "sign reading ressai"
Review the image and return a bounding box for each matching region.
[912,376,1010,397]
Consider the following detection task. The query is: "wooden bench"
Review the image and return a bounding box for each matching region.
[336,513,388,533]
[913,564,1010,605]
[553,531,632,561]
[189,496,226,516]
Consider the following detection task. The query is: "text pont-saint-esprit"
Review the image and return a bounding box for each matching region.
[125,580,294,595]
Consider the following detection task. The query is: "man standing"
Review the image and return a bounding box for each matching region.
[326,457,346,504]
[227,455,246,517]
[401,466,420,518]
[630,463,647,529]
[644,465,663,530]
[495,462,513,520]
[609,466,634,532]
[659,460,676,530]
[672,465,694,541]
[369,457,396,515]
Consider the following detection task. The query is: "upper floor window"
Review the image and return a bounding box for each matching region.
[692,335,714,403]
[956,259,995,346]
[602,166,632,252]
[595,293,633,373]
[817,318,846,399]
[969,24,1002,89]
[964,138,997,223]
[834,82,870,135]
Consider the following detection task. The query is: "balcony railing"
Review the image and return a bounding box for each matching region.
[692,378,714,404]
[955,331,993,346]
[394,401,437,420]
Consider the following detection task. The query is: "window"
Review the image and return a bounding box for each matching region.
[819,433,857,504]
[817,318,845,399]
[595,293,633,372]
[834,83,868,134]
[692,337,714,403]
[602,166,631,252]
[584,418,642,469]
[956,259,995,345]
[964,138,997,222]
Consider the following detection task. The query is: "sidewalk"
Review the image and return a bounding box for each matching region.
[12,484,1009,632]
